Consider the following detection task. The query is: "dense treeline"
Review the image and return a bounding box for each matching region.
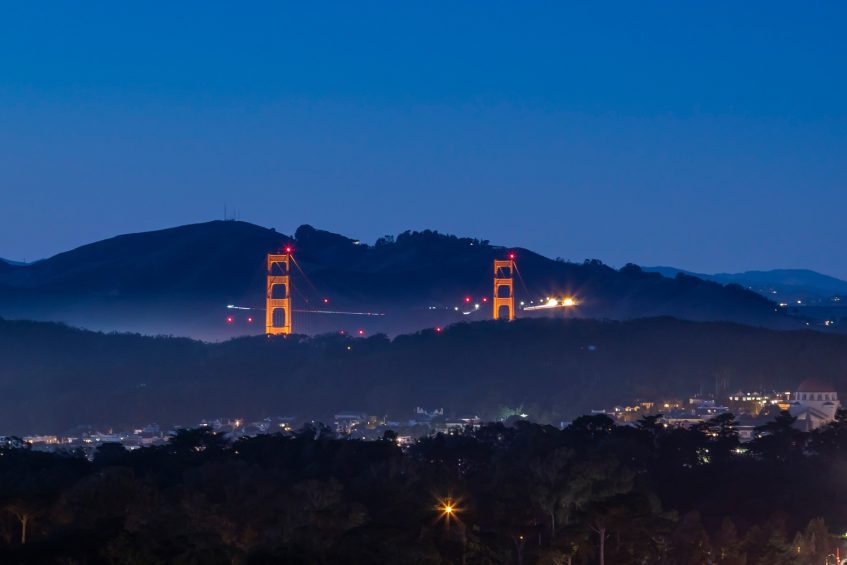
[1,411,847,564]
[3,316,847,434]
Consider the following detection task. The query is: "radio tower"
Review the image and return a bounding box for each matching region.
[493,252,516,321]
[266,247,293,335]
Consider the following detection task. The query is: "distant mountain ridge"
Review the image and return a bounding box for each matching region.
[0,221,795,339]
[0,258,27,273]
[0,258,28,266]
[645,266,847,301]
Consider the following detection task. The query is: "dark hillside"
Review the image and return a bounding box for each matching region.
[0,222,793,339]
[1,317,846,434]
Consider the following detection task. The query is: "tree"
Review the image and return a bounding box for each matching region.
[809,408,847,458]
[567,414,614,443]
[93,441,128,466]
[167,427,228,454]
[529,447,573,539]
[667,511,713,565]
[0,449,88,545]
[749,411,806,462]
[693,413,740,465]
[714,517,744,564]
[635,413,664,436]
[4,499,42,544]
[742,514,795,565]
[795,517,834,565]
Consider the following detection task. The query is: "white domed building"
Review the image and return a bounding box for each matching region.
[789,378,841,431]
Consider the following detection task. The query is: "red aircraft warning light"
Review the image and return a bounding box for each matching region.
[508,251,516,260]
[464,296,472,303]
[247,316,254,323]
[323,298,330,304]
[284,245,293,254]
[357,329,365,336]
[226,316,234,324]
[435,326,442,333]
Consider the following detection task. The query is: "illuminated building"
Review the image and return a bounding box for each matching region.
[334,411,368,434]
[789,378,841,431]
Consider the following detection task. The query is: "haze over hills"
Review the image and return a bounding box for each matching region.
[2,316,847,435]
[0,258,28,267]
[647,266,847,296]
[0,221,795,339]
[646,267,847,329]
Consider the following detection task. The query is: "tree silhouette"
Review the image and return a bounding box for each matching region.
[749,410,805,462]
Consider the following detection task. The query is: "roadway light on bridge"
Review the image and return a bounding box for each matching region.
[562,297,575,307]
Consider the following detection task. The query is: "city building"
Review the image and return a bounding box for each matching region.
[727,390,791,416]
[334,411,368,434]
[409,407,444,427]
[789,378,841,431]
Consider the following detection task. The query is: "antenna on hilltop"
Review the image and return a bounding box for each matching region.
[223,204,239,222]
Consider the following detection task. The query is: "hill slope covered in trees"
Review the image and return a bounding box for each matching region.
[2,317,846,434]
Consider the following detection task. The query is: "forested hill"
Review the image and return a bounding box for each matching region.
[2,316,846,435]
[0,221,792,339]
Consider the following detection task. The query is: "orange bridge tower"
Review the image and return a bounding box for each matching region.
[266,249,292,335]
[493,253,515,321]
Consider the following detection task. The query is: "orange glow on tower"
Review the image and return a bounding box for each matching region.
[266,252,292,335]
[493,256,515,321]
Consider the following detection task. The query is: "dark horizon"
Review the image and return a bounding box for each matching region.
[4,219,847,283]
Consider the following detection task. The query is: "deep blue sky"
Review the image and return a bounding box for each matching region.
[2,2,846,276]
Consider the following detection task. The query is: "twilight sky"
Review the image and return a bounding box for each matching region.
[1,2,846,276]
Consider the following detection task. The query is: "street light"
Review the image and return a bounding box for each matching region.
[436,497,461,525]
[435,496,467,562]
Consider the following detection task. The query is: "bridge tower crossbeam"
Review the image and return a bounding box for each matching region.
[266,253,292,335]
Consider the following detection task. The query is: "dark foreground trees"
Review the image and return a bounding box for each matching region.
[0,414,846,564]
